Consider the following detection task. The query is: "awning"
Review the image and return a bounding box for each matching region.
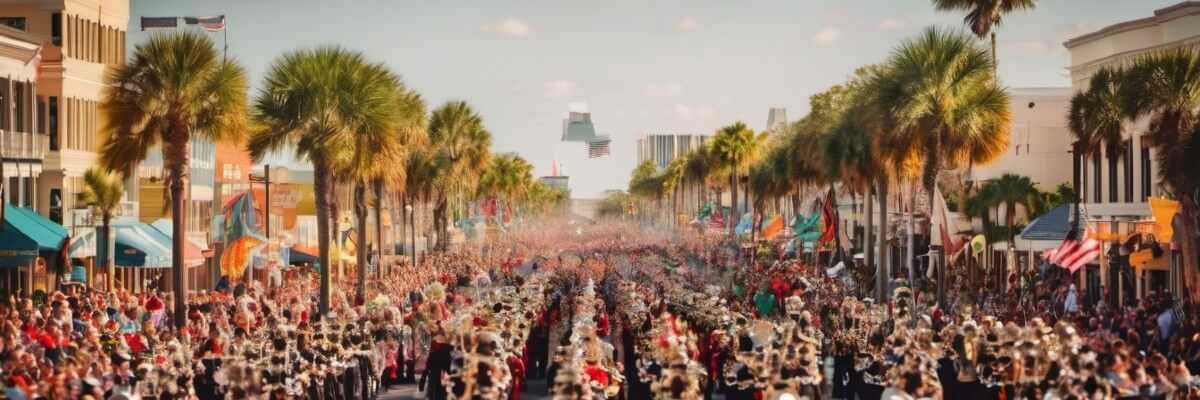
[1020,204,1074,241]
[288,246,317,266]
[0,205,68,267]
[146,220,207,268]
[112,220,172,268]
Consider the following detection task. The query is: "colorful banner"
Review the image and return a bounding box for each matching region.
[1150,197,1179,243]
[219,191,267,280]
[762,216,784,239]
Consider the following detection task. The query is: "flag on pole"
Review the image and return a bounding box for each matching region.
[818,188,837,244]
[140,17,179,30]
[1043,229,1101,273]
[184,15,226,32]
[969,234,986,255]
[762,216,784,239]
[587,136,611,158]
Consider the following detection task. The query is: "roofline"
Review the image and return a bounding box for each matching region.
[1064,1,1200,49]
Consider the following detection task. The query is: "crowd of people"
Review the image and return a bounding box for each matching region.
[2,218,1200,399]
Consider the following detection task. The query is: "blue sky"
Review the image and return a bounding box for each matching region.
[130,0,1177,198]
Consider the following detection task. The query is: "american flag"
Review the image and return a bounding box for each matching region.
[1043,229,1101,273]
[184,16,226,32]
[587,136,611,158]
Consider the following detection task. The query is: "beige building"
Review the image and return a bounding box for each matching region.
[0,24,43,209]
[0,0,130,228]
[1064,1,1200,303]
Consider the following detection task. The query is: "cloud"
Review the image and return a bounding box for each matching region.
[677,16,699,32]
[543,79,575,98]
[877,17,908,31]
[812,27,841,46]
[481,18,531,37]
[642,82,684,97]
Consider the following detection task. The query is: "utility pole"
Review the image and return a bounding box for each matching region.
[264,165,270,239]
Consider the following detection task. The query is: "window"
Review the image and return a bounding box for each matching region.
[0,17,26,31]
[1142,141,1152,201]
[1124,140,1133,202]
[1108,148,1118,203]
[13,82,23,132]
[49,188,62,224]
[48,96,58,150]
[1093,155,1101,203]
[51,13,61,45]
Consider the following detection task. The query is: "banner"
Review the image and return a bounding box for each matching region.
[1150,197,1179,243]
[762,216,784,239]
[970,234,986,255]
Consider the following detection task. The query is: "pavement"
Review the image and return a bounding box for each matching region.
[378,379,552,400]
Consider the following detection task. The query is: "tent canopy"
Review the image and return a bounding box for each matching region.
[0,205,68,266]
[288,247,316,266]
[1020,204,1074,241]
[146,219,207,268]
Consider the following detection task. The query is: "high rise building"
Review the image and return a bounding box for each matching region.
[0,0,131,228]
[636,133,710,170]
[765,107,787,134]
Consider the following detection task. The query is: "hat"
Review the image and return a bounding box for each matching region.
[145,296,164,312]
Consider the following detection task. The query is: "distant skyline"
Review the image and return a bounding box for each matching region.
[130,0,1179,198]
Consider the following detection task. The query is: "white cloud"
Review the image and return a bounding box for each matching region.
[677,16,699,32]
[642,82,684,97]
[481,18,531,37]
[812,27,841,46]
[877,17,907,31]
[543,79,575,98]
[568,102,589,113]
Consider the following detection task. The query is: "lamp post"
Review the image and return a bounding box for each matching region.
[405,204,415,268]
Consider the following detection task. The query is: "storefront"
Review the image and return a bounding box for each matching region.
[0,205,68,296]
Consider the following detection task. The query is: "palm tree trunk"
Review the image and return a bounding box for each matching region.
[313,157,333,316]
[1179,198,1199,301]
[163,135,190,328]
[103,216,114,292]
[373,179,384,280]
[354,181,368,304]
[991,32,998,78]
[877,178,889,302]
[866,183,875,289]
[409,194,417,268]
[730,169,739,236]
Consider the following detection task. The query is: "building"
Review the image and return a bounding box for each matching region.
[561,112,597,142]
[970,88,1074,189]
[1064,1,1200,304]
[636,133,710,170]
[0,25,44,210]
[539,175,569,193]
[765,107,788,134]
[0,0,131,228]
[137,138,215,248]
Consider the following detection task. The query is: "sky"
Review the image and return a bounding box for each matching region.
[129,0,1179,198]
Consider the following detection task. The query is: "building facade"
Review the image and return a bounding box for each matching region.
[1064,1,1200,304]
[0,25,44,210]
[0,0,130,228]
[636,133,710,170]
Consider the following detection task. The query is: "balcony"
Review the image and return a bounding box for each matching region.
[0,129,48,161]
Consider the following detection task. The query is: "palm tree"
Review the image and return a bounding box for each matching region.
[428,101,492,250]
[876,27,1011,255]
[713,122,759,236]
[80,167,125,292]
[1068,67,1130,207]
[1122,48,1200,299]
[100,31,248,326]
[479,154,534,220]
[984,174,1042,247]
[932,0,1037,76]
[248,47,397,315]
[371,91,427,280]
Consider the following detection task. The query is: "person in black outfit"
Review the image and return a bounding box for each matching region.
[421,339,453,400]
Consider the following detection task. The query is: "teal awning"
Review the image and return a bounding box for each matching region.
[0,205,68,267]
[112,219,172,268]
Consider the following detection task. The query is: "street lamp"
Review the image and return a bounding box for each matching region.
[405,204,415,268]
